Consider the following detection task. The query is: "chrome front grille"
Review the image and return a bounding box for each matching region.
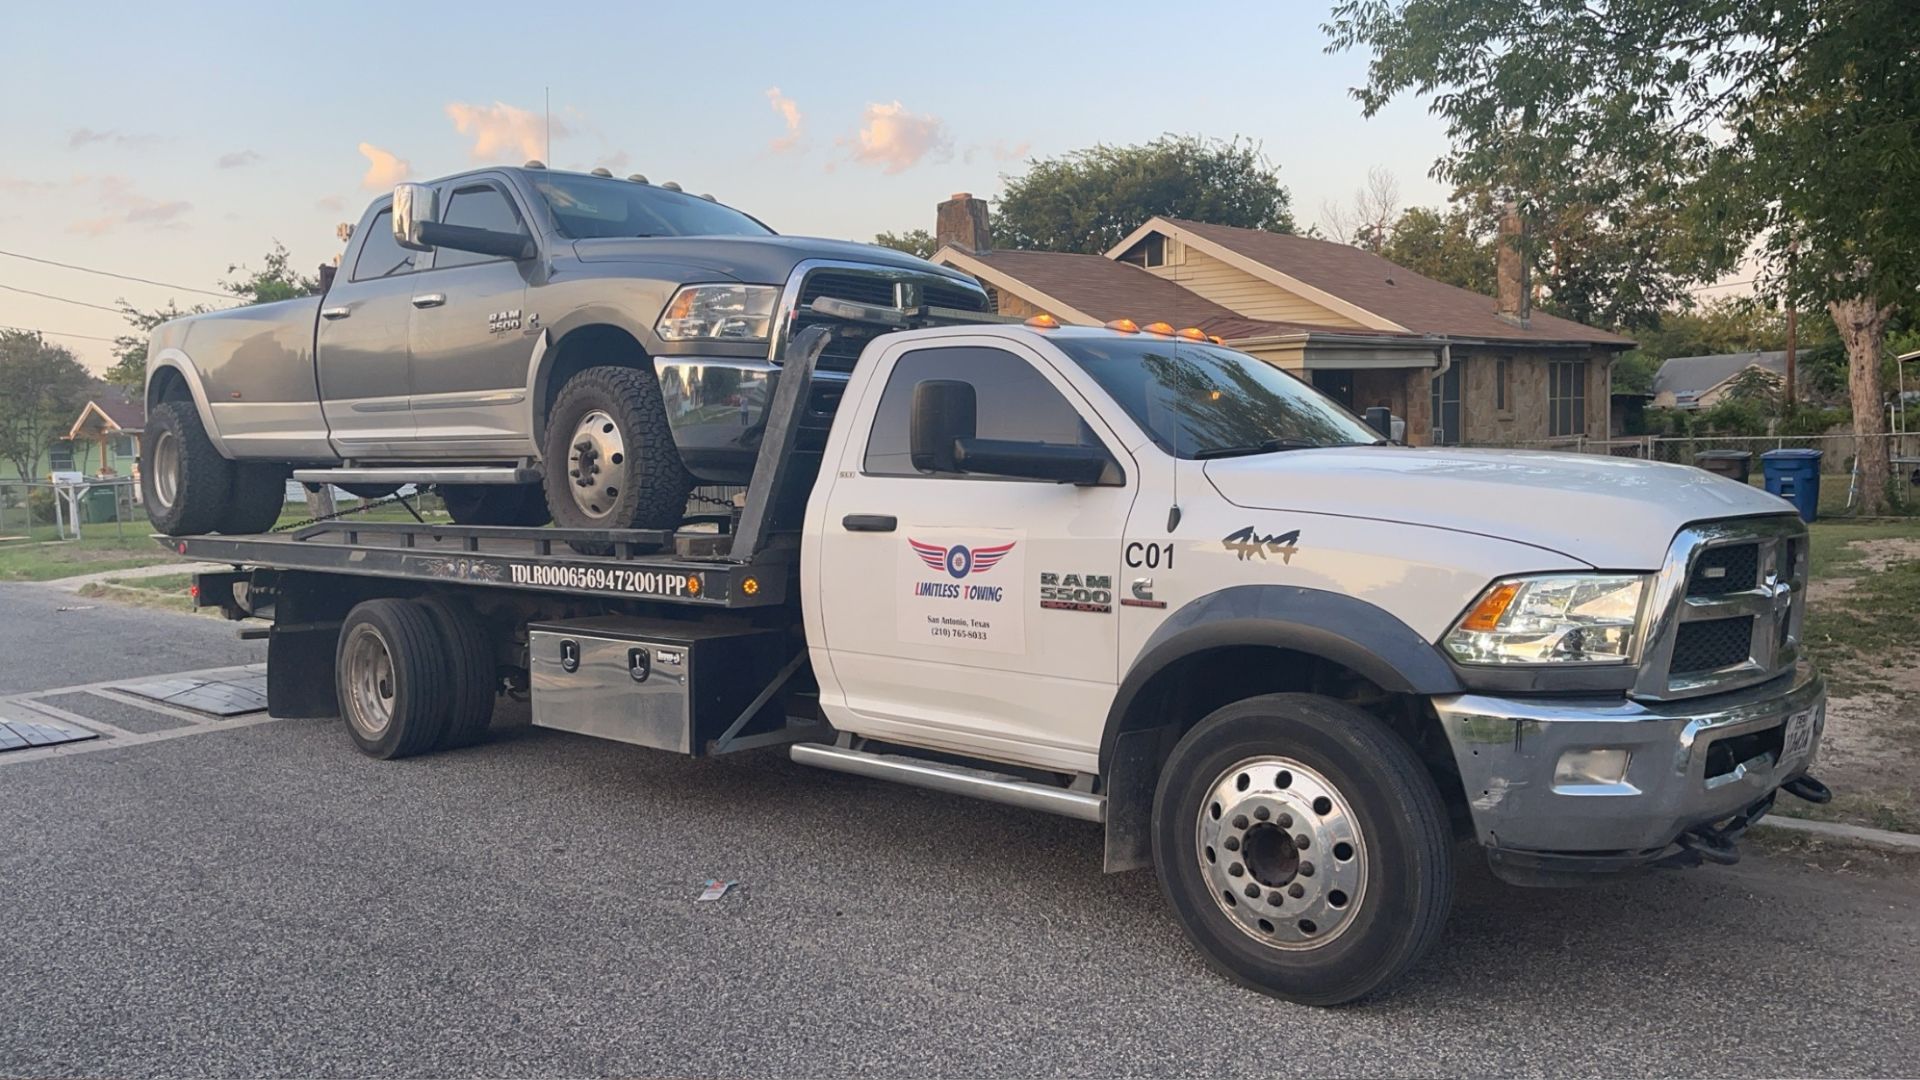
[775,260,990,372]
[1635,517,1808,701]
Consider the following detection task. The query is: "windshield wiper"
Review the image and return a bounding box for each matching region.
[1194,438,1344,459]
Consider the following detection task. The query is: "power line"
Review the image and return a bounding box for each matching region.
[0,247,233,299]
[0,324,119,343]
[0,282,128,314]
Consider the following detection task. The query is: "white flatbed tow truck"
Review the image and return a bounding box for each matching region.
[174,307,1833,1005]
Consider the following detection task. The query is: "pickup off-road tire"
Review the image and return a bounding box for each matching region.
[222,463,290,534]
[419,596,498,749]
[142,400,235,536]
[335,598,453,760]
[543,365,693,546]
[1152,693,1454,1006]
[440,483,552,527]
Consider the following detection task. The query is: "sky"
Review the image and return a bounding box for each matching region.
[0,0,1461,373]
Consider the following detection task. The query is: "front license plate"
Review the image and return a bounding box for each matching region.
[1781,709,1814,767]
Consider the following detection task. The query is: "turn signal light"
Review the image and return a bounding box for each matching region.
[1176,327,1207,341]
[1143,321,1175,336]
[1105,318,1140,333]
[1024,314,1060,329]
[1459,580,1522,632]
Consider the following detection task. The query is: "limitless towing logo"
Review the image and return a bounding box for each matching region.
[907,538,1016,602]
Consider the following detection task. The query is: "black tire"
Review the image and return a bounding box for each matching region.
[142,400,235,536]
[441,483,552,527]
[419,596,498,749]
[220,462,289,534]
[334,598,453,760]
[339,483,401,499]
[542,365,692,536]
[1151,693,1454,1006]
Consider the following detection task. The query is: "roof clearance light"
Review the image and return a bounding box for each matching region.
[1176,327,1208,341]
[1143,321,1175,336]
[1208,335,1225,344]
[1105,318,1140,333]
[1024,314,1060,329]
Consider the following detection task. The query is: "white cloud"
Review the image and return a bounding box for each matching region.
[68,127,165,150]
[315,194,348,213]
[445,101,569,163]
[66,175,191,236]
[765,87,804,154]
[216,149,263,169]
[358,142,411,190]
[842,102,951,174]
[964,139,1031,165]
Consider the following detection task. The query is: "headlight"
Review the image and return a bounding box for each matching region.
[655,284,779,342]
[1444,574,1649,666]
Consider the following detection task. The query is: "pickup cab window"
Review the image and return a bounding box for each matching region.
[527,172,772,240]
[1053,337,1380,458]
[351,209,416,282]
[434,184,527,269]
[863,345,1105,477]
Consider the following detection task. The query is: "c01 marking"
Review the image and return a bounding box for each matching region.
[1125,541,1174,569]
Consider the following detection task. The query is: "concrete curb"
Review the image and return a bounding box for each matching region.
[1755,815,1920,853]
[44,562,215,593]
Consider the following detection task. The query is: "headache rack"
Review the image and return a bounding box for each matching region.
[167,303,1012,610]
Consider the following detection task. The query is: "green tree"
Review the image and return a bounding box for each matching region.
[0,330,93,480]
[993,135,1293,254]
[1325,0,1920,511]
[1378,205,1496,295]
[106,241,321,391]
[872,229,938,260]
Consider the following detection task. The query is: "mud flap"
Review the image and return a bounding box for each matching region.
[266,621,342,719]
[1102,725,1166,872]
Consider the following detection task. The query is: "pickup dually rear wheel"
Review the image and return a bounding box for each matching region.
[143,400,234,536]
[543,365,693,539]
[1152,693,1454,1006]
[335,598,452,760]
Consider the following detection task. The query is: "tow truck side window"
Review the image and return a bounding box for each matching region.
[863,346,1105,478]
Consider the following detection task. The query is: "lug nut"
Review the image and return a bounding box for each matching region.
[1223,836,1240,852]
[1227,863,1244,877]
[1254,806,1270,821]
[1288,883,1305,898]
[1232,814,1248,830]
[1295,834,1311,850]
[1277,813,1293,829]
[1244,884,1260,898]
[1299,861,1314,878]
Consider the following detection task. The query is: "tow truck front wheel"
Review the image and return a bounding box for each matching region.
[1152,693,1454,1006]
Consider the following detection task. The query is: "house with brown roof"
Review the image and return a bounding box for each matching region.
[64,385,144,478]
[927,196,1632,446]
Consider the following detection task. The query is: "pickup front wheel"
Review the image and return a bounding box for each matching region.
[543,365,693,535]
[1152,693,1454,1006]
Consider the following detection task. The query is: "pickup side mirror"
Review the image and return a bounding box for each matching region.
[909,378,1116,485]
[1363,406,1394,440]
[910,379,975,473]
[391,182,537,261]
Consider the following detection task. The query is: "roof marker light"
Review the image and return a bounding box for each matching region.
[627,174,650,184]
[1176,327,1208,341]
[1104,318,1140,333]
[1025,314,1060,329]
[1143,321,1175,336]
[1208,335,1225,344]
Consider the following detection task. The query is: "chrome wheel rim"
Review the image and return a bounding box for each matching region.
[151,430,179,509]
[565,409,625,520]
[1195,756,1369,950]
[342,624,397,740]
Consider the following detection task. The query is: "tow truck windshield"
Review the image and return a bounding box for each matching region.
[1056,337,1382,459]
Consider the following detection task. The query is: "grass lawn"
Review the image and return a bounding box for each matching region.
[75,572,200,614]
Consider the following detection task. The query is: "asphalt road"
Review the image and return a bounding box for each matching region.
[2,581,1917,1078]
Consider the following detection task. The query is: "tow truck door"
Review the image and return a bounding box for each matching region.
[812,335,1135,772]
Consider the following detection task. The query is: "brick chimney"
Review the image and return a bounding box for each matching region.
[1495,201,1531,329]
[935,192,992,254]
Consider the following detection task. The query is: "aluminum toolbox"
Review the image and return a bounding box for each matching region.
[527,615,787,754]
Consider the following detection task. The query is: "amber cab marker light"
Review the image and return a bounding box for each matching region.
[1176,327,1207,341]
[1460,581,1522,632]
[1143,321,1175,336]
[686,576,701,596]
[1208,335,1225,344]
[1024,313,1060,329]
[1105,318,1140,333]
[741,576,760,596]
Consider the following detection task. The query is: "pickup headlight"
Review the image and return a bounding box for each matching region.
[1444,574,1649,666]
[656,284,779,342]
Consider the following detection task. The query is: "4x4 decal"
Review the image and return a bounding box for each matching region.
[1223,526,1301,564]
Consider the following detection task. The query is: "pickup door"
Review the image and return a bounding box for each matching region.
[318,201,419,455]
[811,335,1140,774]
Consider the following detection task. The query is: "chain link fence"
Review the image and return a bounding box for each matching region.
[0,477,142,543]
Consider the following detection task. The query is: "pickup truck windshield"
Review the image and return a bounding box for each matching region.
[1055,337,1381,458]
[528,173,773,240]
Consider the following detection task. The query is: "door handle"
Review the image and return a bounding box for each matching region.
[842,514,896,532]
[411,293,446,309]
[320,305,351,320]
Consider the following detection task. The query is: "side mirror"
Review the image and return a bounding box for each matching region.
[392,183,438,252]
[910,379,976,473]
[1363,406,1394,440]
[954,439,1114,485]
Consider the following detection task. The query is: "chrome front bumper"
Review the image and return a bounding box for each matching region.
[1433,662,1826,862]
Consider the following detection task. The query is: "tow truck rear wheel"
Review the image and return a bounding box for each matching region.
[335,599,452,760]
[419,596,498,748]
[1152,693,1454,1006]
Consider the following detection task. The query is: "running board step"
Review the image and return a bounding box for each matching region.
[790,742,1103,822]
[292,466,541,486]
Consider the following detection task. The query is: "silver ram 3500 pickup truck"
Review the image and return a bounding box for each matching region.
[141,164,988,534]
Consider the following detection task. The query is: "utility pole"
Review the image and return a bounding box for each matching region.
[545,86,552,163]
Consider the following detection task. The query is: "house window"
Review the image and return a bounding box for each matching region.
[49,444,75,472]
[1549,360,1586,437]
[1118,234,1165,268]
[113,435,136,458]
[1495,357,1511,412]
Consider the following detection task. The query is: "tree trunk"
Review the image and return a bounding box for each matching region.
[1827,295,1894,515]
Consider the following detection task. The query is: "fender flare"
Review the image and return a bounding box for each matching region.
[1098,584,1463,770]
[524,308,662,452]
[147,349,231,458]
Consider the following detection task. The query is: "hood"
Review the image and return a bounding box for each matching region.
[1203,445,1797,569]
[571,235,977,285]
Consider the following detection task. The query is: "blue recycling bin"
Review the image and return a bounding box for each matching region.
[1761,448,1824,522]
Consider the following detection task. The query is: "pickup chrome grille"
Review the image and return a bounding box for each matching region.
[1635,516,1808,701]
[776,261,990,372]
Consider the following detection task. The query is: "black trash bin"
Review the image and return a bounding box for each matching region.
[1693,449,1753,483]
